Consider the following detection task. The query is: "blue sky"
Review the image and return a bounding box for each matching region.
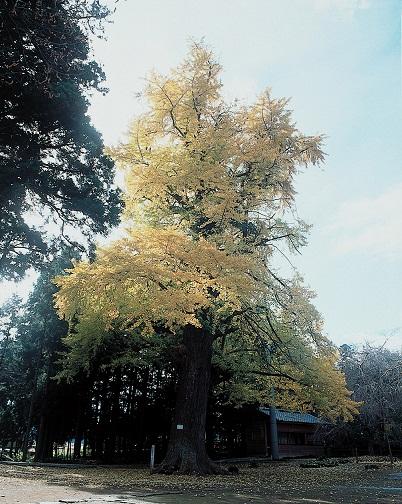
[2,0,401,349]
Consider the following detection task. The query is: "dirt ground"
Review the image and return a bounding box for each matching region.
[0,457,401,504]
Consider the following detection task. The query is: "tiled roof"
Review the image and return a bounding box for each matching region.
[259,407,324,424]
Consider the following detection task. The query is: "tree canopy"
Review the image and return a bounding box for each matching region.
[55,44,358,474]
[0,0,122,279]
[324,343,402,457]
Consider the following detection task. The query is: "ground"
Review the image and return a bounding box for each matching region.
[0,457,401,504]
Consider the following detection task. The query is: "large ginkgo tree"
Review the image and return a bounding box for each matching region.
[55,44,358,474]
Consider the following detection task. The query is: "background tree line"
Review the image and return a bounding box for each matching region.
[0,254,174,463]
[322,343,402,459]
[0,271,400,463]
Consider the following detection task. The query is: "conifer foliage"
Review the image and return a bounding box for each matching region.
[0,0,122,279]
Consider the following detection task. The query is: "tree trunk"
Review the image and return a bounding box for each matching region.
[35,414,49,462]
[154,326,225,475]
[73,390,86,459]
[34,363,52,462]
[22,330,45,461]
[73,430,82,459]
[21,387,36,461]
[82,434,88,458]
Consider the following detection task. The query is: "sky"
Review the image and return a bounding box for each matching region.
[2,0,401,350]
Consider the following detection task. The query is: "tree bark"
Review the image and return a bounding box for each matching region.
[154,326,225,475]
[34,413,49,462]
[73,383,87,459]
[21,378,38,461]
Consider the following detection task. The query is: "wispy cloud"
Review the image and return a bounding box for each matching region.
[328,183,402,258]
[338,327,402,350]
[310,0,371,14]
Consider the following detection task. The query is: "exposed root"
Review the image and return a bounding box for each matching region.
[153,446,228,475]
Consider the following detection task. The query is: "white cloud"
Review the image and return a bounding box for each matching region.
[327,183,402,258]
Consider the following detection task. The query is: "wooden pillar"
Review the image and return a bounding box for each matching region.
[269,405,279,460]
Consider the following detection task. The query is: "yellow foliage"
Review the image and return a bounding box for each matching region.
[55,227,262,336]
[55,43,358,421]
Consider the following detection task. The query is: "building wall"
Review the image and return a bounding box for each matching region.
[245,414,324,458]
[245,418,267,456]
[279,444,323,458]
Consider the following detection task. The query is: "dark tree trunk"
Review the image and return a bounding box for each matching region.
[34,363,52,462]
[73,386,87,459]
[104,368,121,463]
[35,414,49,462]
[155,326,225,475]
[135,368,150,451]
[22,331,46,461]
[82,434,88,458]
[73,428,82,459]
[21,388,36,461]
[73,404,84,458]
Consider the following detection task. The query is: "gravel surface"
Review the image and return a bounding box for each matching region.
[0,457,400,503]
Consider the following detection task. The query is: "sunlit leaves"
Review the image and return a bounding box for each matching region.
[55,43,357,421]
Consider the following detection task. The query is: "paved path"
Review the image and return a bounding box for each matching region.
[0,476,91,504]
[0,478,156,504]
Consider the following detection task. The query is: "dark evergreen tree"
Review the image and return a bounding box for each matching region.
[0,264,176,462]
[0,0,122,279]
[0,295,26,455]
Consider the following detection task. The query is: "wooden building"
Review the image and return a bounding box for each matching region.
[245,408,325,458]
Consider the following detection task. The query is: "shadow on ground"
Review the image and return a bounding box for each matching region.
[0,460,401,504]
[37,471,402,504]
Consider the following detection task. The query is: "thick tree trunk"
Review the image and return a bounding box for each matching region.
[155,326,225,475]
